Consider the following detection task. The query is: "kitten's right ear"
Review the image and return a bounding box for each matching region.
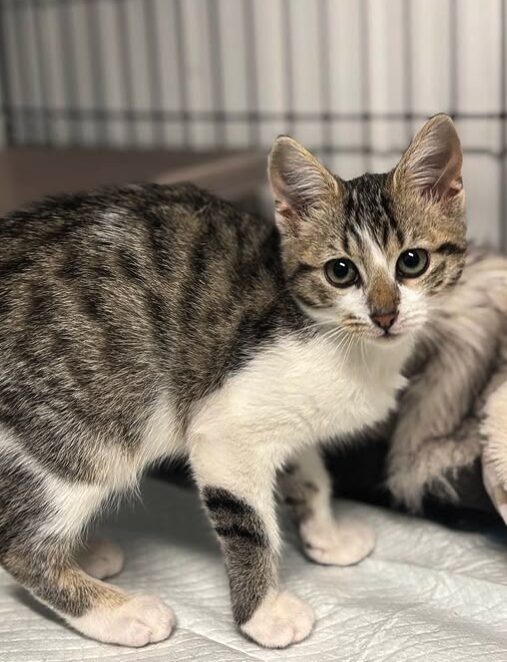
[268,136,340,235]
[393,114,463,207]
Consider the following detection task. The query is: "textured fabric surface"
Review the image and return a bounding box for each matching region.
[1,478,507,662]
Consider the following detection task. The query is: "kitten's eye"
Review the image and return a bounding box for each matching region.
[396,249,429,278]
[324,258,358,288]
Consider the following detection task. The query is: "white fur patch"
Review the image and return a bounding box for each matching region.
[138,393,185,468]
[192,333,409,450]
[44,479,109,540]
[300,514,375,566]
[68,594,176,647]
[92,392,185,491]
[0,430,109,542]
[190,334,409,496]
[240,589,314,648]
[393,284,428,336]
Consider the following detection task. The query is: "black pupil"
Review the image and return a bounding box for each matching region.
[403,251,420,268]
[334,261,350,280]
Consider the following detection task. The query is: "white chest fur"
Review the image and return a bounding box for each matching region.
[191,333,411,461]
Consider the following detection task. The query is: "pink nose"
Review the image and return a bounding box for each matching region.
[371,310,398,331]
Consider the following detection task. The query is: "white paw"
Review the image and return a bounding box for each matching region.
[70,595,176,647]
[300,516,375,566]
[77,538,125,580]
[240,590,314,648]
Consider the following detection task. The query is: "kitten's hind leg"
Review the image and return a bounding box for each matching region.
[279,447,375,566]
[0,456,175,647]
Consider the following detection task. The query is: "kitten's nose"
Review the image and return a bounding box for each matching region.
[371,310,398,331]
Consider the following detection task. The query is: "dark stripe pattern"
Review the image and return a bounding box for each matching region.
[203,487,274,625]
[342,173,404,251]
[436,241,467,255]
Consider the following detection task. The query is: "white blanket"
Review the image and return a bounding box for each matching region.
[1,478,507,661]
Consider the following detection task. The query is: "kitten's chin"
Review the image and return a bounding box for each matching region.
[368,331,413,347]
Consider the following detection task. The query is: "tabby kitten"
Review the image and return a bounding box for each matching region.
[0,115,465,649]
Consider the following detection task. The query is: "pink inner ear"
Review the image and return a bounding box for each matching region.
[433,172,463,203]
[420,148,463,202]
[426,175,463,203]
[275,199,300,235]
[447,176,463,198]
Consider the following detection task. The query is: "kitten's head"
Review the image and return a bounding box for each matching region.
[268,114,466,344]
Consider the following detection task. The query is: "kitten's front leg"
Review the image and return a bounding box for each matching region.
[189,431,314,649]
[279,447,375,566]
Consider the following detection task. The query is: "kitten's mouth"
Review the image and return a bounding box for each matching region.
[372,330,404,344]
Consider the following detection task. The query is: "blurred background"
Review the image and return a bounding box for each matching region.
[0,0,505,248]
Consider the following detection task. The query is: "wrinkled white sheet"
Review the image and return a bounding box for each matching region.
[1,477,507,662]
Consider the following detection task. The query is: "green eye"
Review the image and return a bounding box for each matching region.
[396,249,429,278]
[324,258,358,288]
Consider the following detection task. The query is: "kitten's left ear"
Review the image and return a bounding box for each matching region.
[393,114,463,206]
[268,136,340,235]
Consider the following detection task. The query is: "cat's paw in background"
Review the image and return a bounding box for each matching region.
[69,594,176,647]
[300,516,375,566]
[240,590,314,648]
[77,537,125,580]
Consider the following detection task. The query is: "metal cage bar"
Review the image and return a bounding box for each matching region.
[0,0,504,150]
[0,0,503,249]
